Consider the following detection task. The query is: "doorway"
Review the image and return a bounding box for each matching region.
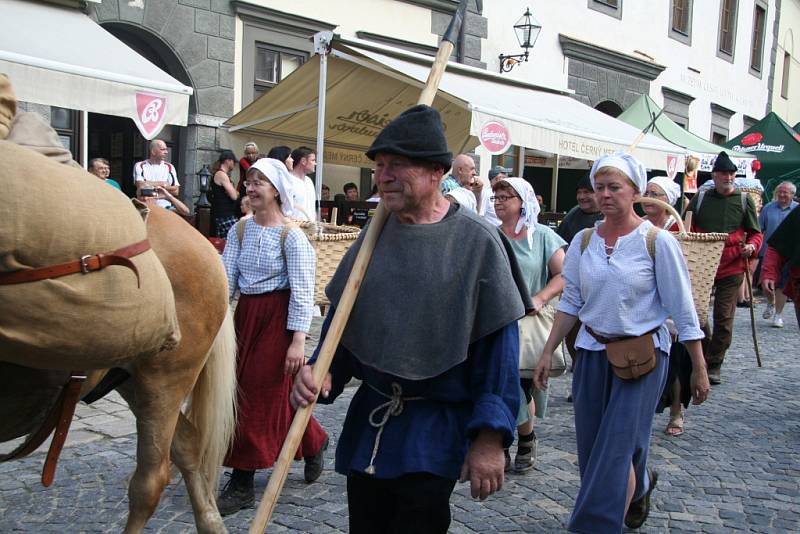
[88,114,180,198]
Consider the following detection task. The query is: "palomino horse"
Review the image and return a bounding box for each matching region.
[1,206,237,533]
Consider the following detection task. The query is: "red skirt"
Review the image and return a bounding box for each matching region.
[224,291,328,470]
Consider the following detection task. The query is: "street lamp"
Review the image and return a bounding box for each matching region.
[498,8,541,73]
[196,164,211,209]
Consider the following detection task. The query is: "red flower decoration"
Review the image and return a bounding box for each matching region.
[751,159,762,172]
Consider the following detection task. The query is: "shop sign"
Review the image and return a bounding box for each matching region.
[133,92,167,140]
[730,131,785,154]
[480,120,511,154]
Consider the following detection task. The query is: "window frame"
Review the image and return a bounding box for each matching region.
[50,106,81,161]
[668,0,692,46]
[236,3,335,107]
[781,51,791,99]
[252,42,307,98]
[587,0,622,20]
[748,1,768,78]
[717,0,739,63]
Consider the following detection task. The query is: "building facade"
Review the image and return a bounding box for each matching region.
[771,0,800,125]
[11,1,783,207]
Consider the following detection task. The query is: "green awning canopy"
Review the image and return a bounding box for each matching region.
[618,94,753,176]
[724,112,800,185]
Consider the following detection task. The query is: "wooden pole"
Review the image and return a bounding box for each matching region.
[744,257,762,367]
[247,3,469,532]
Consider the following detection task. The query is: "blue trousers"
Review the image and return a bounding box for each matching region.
[568,349,669,534]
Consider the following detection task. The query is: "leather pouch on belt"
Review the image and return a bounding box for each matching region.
[604,334,657,380]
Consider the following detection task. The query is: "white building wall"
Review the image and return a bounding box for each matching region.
[771,0,800,125]
[482,0,776,140]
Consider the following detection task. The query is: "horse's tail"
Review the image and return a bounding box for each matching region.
[186,306,237,495]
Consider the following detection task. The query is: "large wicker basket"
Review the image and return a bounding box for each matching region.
[295,221,361,306]
[738,187,764,214]
[637,197,728,326]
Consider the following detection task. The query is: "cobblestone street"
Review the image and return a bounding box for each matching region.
[1,303,798,533]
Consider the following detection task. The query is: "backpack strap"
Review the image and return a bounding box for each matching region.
[236,218,246,245]
[580,228,594,254]
[695,189,706,213]
[645,225,659,262]
[740,191,747,211]
[279,222,300,261]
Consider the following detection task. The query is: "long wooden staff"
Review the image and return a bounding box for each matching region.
[247,2,472,532]
[743,250,762,367]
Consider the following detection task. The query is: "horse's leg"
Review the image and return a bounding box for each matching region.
[171,413,227,533]
[115,371,187,534]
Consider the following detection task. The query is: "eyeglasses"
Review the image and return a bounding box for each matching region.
[490,195,519,203]
[643,191,666,198]
[243,180,268,188]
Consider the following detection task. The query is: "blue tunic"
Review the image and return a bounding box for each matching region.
[310,308,520,481]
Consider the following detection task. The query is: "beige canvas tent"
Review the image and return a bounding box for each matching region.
[226,34,687,207]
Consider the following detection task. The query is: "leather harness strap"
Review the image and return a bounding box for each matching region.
[0,239,150,288]
[0,372,86,487]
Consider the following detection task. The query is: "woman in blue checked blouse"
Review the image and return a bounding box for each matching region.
[533,153,710,533]
[217,158,328,515]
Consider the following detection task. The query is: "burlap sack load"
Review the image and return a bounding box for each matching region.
[0,140,180,369]
[0,74,15,140]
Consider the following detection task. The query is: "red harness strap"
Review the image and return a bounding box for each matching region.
[0,372,86,486]
[0,239,150,288]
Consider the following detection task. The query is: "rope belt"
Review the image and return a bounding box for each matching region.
[364,382,423,475]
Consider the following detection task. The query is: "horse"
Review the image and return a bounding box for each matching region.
[1,205,237,533]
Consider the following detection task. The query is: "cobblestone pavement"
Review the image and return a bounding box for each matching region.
[1,303,798,533]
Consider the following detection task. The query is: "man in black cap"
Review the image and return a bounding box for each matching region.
[292,105,529,533]
[556,172,603,245]
[684,151,763,384]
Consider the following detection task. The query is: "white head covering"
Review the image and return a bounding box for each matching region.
[590,152,648,193]
[647,176,681,206]
[445,186,477,212]
[497,177,540,249]
[248,158,295,217]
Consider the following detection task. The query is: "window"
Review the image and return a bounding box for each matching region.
[781,52,791,99]
[718,0,738,60]
[254,44,305,98]
[669,0,693,45]
[236,3,335,106]
[711,132,727,145]
[588,0,622,20]
[51,106,80,160]
[749,2,767,75]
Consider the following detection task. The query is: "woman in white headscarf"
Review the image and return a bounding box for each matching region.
[219,158,328,515]
[642,176,681,230]
[533,153,710,533]
[492,177,567,473]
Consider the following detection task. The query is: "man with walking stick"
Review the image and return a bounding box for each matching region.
[291,105,530,534]
[684,151,763,384]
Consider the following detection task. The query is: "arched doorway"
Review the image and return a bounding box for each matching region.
[87,24,194,198]
[594,100,623,118]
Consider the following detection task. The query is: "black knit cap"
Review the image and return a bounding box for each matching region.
[577,172,593,192]
[712,151,737,172]
[365,105,453,172]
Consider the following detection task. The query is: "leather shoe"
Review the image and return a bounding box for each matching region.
[625,468,658,529]
[217,477,254,516]
[304,437,329,483]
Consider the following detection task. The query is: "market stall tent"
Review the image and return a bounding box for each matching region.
[225,35,687,207]
[724,112,800,186]
[618,94,754,177]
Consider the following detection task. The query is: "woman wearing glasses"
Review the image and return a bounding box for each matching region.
[642,176,681,231]
[218,158,328,515]
[641,176,694,438]
[492,178,566,473]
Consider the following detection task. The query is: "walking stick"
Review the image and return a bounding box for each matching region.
[744,257,762,367]
[247,2,472,532]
